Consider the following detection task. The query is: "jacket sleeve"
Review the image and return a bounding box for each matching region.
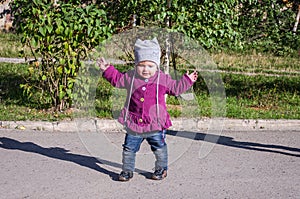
[102,65,126,88]
[165,73,193,96]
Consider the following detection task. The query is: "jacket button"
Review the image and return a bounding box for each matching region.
[140,98,144,102]
[139,118,143,123]
[142,86,146,91]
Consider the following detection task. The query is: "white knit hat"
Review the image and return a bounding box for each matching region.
[134,38,161,67]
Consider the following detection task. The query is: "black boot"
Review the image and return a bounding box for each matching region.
[119,171,133,182]
[152,168,167,180]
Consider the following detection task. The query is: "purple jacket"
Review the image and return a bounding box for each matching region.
[103,65,194,133]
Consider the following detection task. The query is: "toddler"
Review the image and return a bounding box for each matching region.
[98,38,198,181]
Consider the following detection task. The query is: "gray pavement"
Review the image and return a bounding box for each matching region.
[0,118,299,199]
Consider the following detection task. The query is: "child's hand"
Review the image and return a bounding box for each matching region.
[97,57,110,72]
[186,70,198,82]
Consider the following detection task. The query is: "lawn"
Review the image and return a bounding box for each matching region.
[0,32,299,121]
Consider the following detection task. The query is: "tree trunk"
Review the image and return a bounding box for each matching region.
[293,5,300,34]
[163,0,171,75]
[164,0,172,102]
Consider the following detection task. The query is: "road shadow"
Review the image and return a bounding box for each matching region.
[0,137,158,180]
[0,137,125,180]
[167,130,300,157]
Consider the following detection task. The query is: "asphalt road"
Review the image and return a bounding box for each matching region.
[0,127,299,199]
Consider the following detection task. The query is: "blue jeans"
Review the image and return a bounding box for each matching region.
[122,130,168,172]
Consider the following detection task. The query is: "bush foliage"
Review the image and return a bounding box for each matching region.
[10,0,113,110]
[9,0,300,110]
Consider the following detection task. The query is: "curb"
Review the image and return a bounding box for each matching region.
[1,118,299,132]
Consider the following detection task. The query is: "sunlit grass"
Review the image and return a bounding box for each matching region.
[0,32,24,57]
[0,32,299,120]
[212,52,300,75]
[1,62,299,120]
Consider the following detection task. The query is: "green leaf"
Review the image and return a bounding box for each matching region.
[57,66,63,75]
[31,37,38,47]
[46,25,53,34]
[59,91,66,100]
[39,27,46,36]
[87,26,92,36]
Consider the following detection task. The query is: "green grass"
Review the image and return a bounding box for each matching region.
[0,62,300,121]
[223,74,300,119]
[0,32,24,58]
[212,52,300,76]
[0,32,299,120]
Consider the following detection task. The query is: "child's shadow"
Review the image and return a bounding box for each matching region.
[167,130,300,157]
[0,137,124,181]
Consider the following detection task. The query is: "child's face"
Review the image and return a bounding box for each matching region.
[136,61,158,79]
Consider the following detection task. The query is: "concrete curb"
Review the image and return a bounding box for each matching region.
[1,118,299,132]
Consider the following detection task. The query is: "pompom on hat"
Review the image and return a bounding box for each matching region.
[134,38,161,67]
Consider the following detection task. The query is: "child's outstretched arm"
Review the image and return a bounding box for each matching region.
[186,70,198,83]
[97,57,127,88]
[97,57,110,72]
[165,70,198,96]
